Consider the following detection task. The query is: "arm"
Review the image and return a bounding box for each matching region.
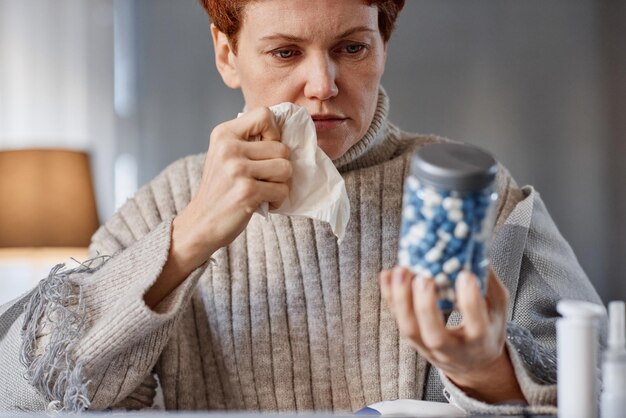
[435,186,603,414]
[13,108,292,411]
[144,107,291,308]
[0,176,200,412]
[20,174,206,412]
[381,159,603,415]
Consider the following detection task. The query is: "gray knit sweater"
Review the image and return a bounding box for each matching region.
[0,88,603,415]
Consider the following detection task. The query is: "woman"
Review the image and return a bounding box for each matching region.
[0,0,602,414]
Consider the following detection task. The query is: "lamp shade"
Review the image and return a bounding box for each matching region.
[0,149,99,247]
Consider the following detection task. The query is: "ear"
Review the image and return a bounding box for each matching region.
[211,24,241,89]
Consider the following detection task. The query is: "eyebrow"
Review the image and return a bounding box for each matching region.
[259,26,376,42]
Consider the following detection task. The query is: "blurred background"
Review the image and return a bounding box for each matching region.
[0,0,624,305]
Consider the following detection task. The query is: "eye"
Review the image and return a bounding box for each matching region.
[345,44,365,54]
[334,43,369,58]
[271,49,299,60]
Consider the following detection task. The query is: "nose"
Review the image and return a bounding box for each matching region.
[303,52,338,101]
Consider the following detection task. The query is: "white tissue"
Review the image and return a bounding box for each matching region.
[238,103,350,243]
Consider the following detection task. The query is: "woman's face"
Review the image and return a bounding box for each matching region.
[212,0,387,160]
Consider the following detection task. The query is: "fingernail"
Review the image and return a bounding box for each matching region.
[417,275,430,291]
[457,271,474,289]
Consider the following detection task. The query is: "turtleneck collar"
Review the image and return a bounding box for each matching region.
[332,85,400,173]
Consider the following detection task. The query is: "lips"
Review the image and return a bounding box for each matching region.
[311,114,347,131]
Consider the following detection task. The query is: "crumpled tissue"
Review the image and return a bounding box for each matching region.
[238,103,350,243]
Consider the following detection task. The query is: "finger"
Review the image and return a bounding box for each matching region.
[248,158,293,183]
[228,107,282,142]
[390,267,422,343]
[249,180,289,209]
[485,268,509,319]
[455,270,489,340]
[243,140,290,161]
[379,270,394,311]
[414,275,450,350]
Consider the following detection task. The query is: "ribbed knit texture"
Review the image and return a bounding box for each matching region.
[0,87,603,415]
[150,110,433,411]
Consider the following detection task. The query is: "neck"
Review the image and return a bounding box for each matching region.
[332,86,399,173]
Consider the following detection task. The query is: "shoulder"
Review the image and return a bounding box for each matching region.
[145,152,206,195]
[389,123,463,161]
[129,152,206,216]
[493,163,525,232]
[89,153,206,255]
[390,124,524,228]
[152,152,206,185]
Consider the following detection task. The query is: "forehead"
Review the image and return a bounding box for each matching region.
[241,0,378,41]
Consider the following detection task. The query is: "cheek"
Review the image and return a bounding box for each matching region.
[343,67,382,127]
[238,62,300,108]
[339,55,384,97]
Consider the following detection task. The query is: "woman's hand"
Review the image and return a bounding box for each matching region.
[144,108,292,308]
[178,107,292,256]
[379,267,526,404]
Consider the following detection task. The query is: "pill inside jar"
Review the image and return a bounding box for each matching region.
[398,143,498,311]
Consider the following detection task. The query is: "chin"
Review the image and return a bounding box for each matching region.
[316,140,339,160]
[316,133,355,161]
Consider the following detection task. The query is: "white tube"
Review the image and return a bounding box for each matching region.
[557,300,606,418]
[601,301,626,418]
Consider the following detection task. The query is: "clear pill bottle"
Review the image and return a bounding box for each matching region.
[398,142,498,311]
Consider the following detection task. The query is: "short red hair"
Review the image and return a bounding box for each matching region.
[199,0,405,51]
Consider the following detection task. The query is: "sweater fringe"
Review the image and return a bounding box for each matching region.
[20,255,110,412]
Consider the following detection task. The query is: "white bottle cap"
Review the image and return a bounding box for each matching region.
[608,301,626,350]
[557,300,606,321]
